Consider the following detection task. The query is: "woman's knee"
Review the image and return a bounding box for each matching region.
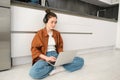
[29,65,53,79]
[63,57,84,72]
[74,57,84,66]
[29,60,54,79]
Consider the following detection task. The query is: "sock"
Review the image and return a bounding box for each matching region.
[49,66,65,75]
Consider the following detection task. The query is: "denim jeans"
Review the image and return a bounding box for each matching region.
[29,51,84,79]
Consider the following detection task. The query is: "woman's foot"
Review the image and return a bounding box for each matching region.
[49,66,65,75]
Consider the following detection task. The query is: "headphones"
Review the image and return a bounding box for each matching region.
[43,14,48,23]
[43,11,57,23]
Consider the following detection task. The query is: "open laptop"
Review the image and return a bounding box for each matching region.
[47,50,77,67]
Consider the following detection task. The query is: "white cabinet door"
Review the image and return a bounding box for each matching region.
[99,0,119,4]
[99,0,112,4]
[11,33,35,57]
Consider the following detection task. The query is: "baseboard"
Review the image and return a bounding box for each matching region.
[12,46,115,66]
[76,46,115,54]
[12,55,32,66]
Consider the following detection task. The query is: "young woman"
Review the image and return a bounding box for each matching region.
[29,9,84,79]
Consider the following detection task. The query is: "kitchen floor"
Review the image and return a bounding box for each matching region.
[0,49,120,80]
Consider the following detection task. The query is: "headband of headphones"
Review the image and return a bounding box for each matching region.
[43,9,57,23]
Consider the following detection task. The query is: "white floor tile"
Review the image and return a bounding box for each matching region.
[0,50,120,80]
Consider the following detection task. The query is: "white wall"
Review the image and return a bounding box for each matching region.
[116,2,120,48]
[11,6,117,58]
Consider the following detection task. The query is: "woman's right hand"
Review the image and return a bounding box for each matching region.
[39,54,56,62]
[45,56,56,62]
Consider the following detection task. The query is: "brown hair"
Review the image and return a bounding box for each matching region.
[43,9,57,23]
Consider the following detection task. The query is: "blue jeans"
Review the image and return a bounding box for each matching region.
[29,51,84,79]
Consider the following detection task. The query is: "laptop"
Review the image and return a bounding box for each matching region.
[48,50,77,67]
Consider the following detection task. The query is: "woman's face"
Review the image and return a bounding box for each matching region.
[46,17,57,30]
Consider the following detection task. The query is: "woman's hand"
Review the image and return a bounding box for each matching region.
[39,54,56,62]
[45,56,56,62]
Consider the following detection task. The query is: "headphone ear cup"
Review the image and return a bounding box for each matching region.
[43,17,48,23]
[43,17,46,23]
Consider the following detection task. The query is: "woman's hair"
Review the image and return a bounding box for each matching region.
[43,9,57,23]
